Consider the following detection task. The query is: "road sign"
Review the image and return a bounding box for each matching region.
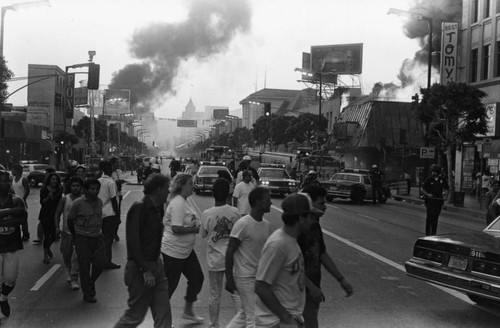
[177,119,197,128]
[420,147,435,159]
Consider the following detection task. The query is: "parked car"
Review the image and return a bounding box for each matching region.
[22,163,49,178]
[257,164,298,197]
[405,217,500,305]
[321,168,390,203]
[27,170,67,187]
[193,161,233,195]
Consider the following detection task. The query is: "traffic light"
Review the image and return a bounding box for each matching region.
[264,102,271,117]
[88,63,100,90]
[411,93,419,104]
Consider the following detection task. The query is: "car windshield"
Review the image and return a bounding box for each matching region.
[331,173,361,183]
[260,169,290,179]
[198,166,227,175]
[34,164,49,171]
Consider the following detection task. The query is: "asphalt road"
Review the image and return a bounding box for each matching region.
[2,161,500,327]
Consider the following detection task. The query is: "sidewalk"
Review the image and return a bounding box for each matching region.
[391,186,486,219]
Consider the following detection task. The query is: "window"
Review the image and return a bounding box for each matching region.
[496,42,500,77]
[482,44,490,80]
[471,48,479,82]
[497,0,500,14]
[484,0,490,18]
[473,0,479,22]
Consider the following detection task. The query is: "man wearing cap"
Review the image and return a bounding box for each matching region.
[254,192,316,328]
[235,156,259,185]
[299,186,353,328]
[301,171,320,190]
[369,164,384,204]
[422,165,449,236]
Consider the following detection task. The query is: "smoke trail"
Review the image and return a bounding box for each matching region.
[109,0,251,113]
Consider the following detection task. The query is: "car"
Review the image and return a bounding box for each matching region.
[320,169,390,203]
[27,170,67,187]
[257,164,297,197]
[22,163,49,178]
[193,161,233,195]
[405,217,500,305]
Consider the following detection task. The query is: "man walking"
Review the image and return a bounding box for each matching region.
[0,170,27,319]
[68,178,105,303]
[225,187,273,328]
[422,165,449,236]
[232,170,256,216]
[114,174,172,328]
[254,193,316,328]
[11,164,30,241]
[299,186,353,328]
[98,161,121,269]
[201,178,241,328]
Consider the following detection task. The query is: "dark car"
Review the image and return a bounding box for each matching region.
[193,161,233,195]
[257,164,298,197]
[27,170,67,187]
[405,217,500,305]
[321,169,390,203]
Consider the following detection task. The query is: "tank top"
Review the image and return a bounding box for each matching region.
[62,194,77,233]
[12,177,25,199]
[0,194,23,253]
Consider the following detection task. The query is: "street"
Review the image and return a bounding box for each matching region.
[3,160,500,328]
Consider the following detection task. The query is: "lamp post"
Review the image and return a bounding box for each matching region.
[388,8,433,89]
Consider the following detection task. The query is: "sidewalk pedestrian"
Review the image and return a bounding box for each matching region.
[39,173,63,264]
[98,161,121,270]
[11,164,30,241]
[422,165,449,236]
[68,178,105,303]
[225,187,273,328]
[200,178,241,328]
[485,180,500,225]
[232,170,256,216]
[0,170,28,319]
[161,173,204,324]
[254,192,316,328]
[54,176,83,291]
[114,174,172,328]
[111,157,126,242]
[299,186,353,328]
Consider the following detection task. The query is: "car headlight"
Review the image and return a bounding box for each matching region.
[262,180,269,186]
[289,181,295,186]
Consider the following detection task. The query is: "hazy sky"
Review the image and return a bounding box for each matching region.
[3,0,420,118]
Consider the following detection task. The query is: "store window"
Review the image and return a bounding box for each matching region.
[471,48,479,82]
[496,41,500,78]
[482,44,490,80]
[484,0,490,18]
[472,0,479,22]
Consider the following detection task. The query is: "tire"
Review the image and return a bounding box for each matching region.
[29,179,38,187]
[326,195,334,202]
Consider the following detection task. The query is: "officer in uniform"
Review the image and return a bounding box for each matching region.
[422,165,449,236]
[369,165,384,204]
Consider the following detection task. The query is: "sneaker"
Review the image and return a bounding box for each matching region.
[0,300,10,317]
[66,277,72,284]
[70,281,80,290]
[181,313,204,323]
[103,263,121,270]
[33,239,42,245]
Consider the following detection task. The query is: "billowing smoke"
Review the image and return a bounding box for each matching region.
[109,0,251,113]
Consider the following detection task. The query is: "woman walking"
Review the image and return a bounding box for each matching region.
[161,173,204,324]
[39,173,62,264]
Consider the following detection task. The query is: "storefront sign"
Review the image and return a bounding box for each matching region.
[485,103,498,136]
[440,22,458,84]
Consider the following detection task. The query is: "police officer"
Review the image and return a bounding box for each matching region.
[422,165,449,236]
[369,165,384,204]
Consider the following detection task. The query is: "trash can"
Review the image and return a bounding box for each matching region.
[453,191,465,207]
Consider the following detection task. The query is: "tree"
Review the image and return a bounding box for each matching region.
[73,116,108,146]
[416,82,488,201]
[270,115,293,151]
[252,115,273,151]
[287,113,326,146]
[0,57,14,103]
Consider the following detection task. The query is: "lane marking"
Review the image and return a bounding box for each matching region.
[30,264,61,291]
[271,205,498,313]
[358,213,380,222]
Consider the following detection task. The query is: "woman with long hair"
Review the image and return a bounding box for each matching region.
[38,173,62,264]
[161,173,204,323]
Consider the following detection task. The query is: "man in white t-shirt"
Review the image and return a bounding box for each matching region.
[97,161,120,270]
[254,193,316,328]
[201,178,241,328]
[225,187,272,328]
[232,171,256,216]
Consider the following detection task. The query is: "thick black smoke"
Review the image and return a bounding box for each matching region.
[109,0,251,113]
[398,0,462,87]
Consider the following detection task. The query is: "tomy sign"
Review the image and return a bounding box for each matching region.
[177,120,197,128]
[420,147,435,159]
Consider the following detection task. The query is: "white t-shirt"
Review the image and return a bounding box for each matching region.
[233,181,256,215]
[162,195,199,259]
[255,229,306,328]
[201,204,240,271]
[98,174,117,218]
[230,214,272,278]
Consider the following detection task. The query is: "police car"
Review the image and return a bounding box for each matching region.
[257,164,297,196]
[193,161,233,195]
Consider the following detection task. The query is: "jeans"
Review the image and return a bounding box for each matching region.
[208,271,241,328]
[60,232,79,280]
[74,234,105,297]
[227,276,256,328]
[41,217,56,250]
[162,251,204,302]
[302,294,320,328]
[114,259,172,328]
[102,216,120,265]
[0,252,19,286]
[425,199,443,236]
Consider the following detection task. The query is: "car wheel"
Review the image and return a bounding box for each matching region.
[326,195,334,202]
[29,179,38,187]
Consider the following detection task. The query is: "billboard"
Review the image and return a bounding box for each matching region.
[440,22,459,84]
[104,89,131,116]
[213,108,229,119]
[301,52,337,83]
[311,43,363,74]
[74,87,88,106]
[177,120,197,128]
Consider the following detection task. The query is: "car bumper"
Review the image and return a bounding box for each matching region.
[262,185,295,194]
[194,184,214,191]
[405,258,500,302]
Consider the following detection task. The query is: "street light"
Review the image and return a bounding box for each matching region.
[388,8,433,89]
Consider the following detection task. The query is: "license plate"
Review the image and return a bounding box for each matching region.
[448,256,468,271]
[330,186,337,191]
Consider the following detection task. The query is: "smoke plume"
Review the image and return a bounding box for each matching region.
[109,0,251,113]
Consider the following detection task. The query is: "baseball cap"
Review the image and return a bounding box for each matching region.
[372,164,378,169]
[282,192,324,216]
[242,155,252,161]
[308,170,316,175]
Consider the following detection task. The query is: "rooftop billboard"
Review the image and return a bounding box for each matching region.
[311,43,363,75]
